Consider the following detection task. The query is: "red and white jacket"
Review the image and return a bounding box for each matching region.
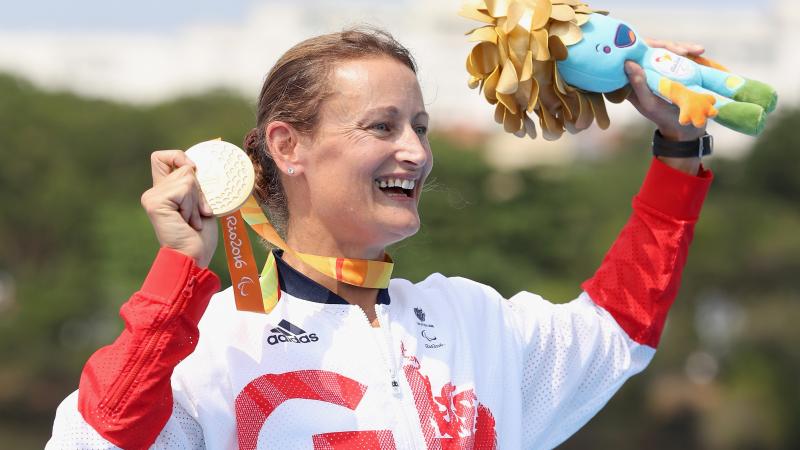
[47,158,712,450]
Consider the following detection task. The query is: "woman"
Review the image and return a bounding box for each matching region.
[47,28,712,449]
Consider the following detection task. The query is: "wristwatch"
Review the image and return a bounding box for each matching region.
[652,129,713,158]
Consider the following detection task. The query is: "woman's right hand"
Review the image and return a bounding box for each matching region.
[140,150,218,267]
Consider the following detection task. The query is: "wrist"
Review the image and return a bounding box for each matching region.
[652,130,712,156]
[651,129,713,175]
[656,156,701,175]
[658,127,707,142]
[142,247,219,300]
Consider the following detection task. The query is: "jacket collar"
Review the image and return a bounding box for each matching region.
[274,250,391,306]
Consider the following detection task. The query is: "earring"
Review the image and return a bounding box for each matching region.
[287,167,295,175]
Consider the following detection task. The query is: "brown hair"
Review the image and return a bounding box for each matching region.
[242,26,417,233]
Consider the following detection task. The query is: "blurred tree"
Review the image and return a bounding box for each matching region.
[745,108,800,203]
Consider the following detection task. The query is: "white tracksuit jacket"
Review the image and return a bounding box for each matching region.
[46,158,713,449]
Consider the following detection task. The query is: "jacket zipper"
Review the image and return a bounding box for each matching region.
[356,304,421,449]
[99,275,195,415]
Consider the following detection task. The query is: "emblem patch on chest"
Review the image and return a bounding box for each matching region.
[414,307,444,349]
[414,307,426,322]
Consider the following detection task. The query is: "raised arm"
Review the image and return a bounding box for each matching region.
[512,42,715,448]
[582,156,712,347]
[48,151,221,449]
[506,155,711,448]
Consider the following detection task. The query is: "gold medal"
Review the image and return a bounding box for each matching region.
[185,139,255,216]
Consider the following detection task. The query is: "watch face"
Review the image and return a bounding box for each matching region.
[700,134,713,155]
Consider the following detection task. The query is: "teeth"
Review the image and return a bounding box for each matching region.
[375,177,417,191]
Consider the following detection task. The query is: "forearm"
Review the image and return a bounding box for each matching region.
[657,156,701,175]
[77,248,219,449]
[582,157,712,347]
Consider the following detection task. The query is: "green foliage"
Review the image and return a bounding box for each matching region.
[0,73,797,449]
[745,107,800,202]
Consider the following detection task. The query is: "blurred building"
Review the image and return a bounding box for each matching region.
[0,0,795,164]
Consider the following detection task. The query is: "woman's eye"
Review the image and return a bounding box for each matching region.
[414,125,428,136]
[371,123,390,132]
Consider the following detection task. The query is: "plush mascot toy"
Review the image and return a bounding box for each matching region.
[461,0,778,139]
[557,13,777,136]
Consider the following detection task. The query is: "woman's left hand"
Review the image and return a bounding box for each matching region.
[624,40,708,142]
[624,40,708,175]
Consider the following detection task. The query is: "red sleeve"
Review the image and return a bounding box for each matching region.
[77,247,220,450]
[581,157,712,348]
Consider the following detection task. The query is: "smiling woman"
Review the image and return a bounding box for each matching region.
[239,30,432,315]
[265,58,432,261]
[47,26,714,450]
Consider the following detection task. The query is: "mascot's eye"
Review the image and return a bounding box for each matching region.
[614,24,636,48]
[596,44,612,54]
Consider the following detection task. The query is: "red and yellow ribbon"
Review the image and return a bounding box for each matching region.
[221,195,394,314]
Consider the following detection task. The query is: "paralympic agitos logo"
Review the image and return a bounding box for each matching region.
[267,319,319,346]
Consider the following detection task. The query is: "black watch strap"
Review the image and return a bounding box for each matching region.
[652,129,713,158]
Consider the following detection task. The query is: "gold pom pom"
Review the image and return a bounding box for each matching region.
[461,0,612,140]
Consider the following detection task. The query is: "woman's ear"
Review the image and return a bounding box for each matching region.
[264,121,305,176]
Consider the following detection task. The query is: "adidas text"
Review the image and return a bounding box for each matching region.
[267,333,319,346]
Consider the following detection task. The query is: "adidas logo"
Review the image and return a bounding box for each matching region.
[267,320,319,346]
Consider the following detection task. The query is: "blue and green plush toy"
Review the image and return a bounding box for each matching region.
[556,13,777,136]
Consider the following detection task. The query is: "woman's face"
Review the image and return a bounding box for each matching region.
[291,57,432,258]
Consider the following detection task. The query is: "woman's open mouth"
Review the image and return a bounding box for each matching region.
[374,176,417,198]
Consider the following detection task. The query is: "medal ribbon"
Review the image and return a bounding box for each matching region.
[221,195,394,314]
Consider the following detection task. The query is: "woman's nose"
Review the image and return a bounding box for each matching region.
[397,126,430,167]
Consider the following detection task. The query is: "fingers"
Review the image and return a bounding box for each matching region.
[173,166,205,231]
[197,188,214,217]
[625,61,656,111]
[185,187,203,231]
[150,150,195,186]
[150,149,214,217]
[149,150,208,231]
[645,38,705,57]
[141,165,206,231]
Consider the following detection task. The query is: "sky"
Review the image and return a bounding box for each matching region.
[0,0,759,32]
[0,0,256,32]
